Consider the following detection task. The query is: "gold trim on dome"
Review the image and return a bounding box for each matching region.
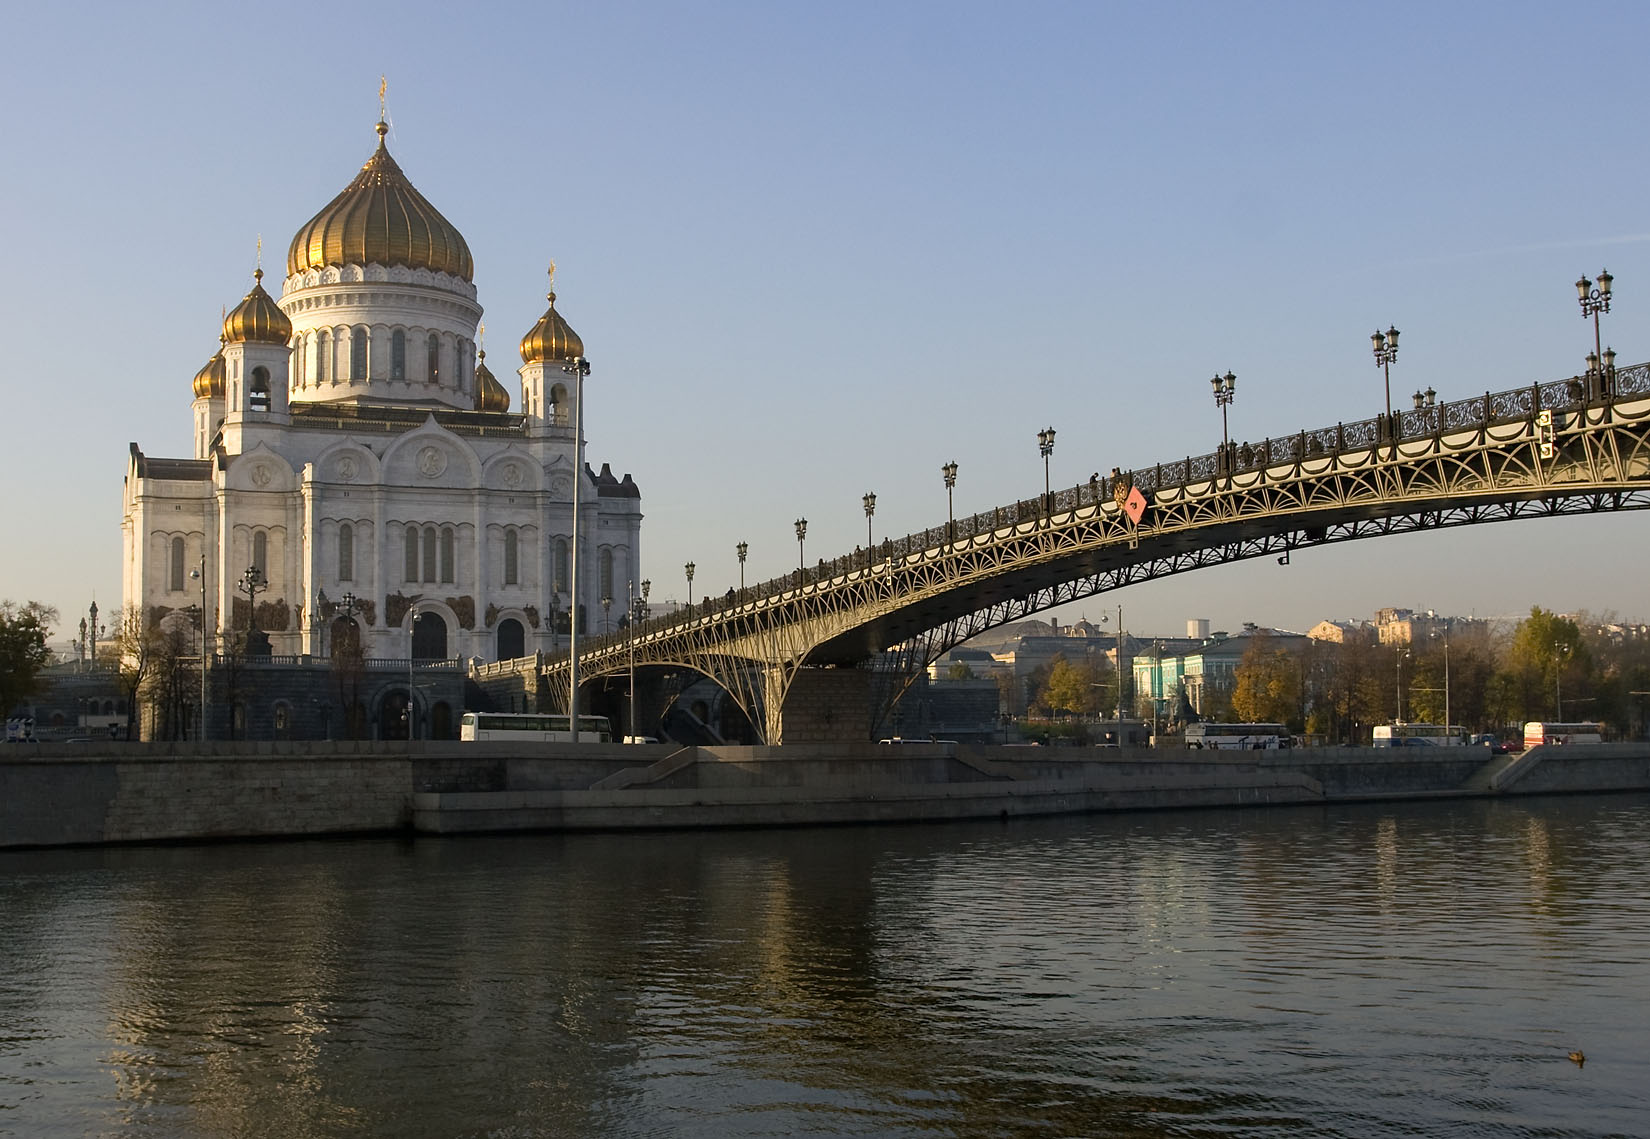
[519,291,585,364]
[222,270,294,345]
[474,349,510,412]
[285,120,474,282]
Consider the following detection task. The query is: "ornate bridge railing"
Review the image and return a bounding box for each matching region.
[573,361,1650,653]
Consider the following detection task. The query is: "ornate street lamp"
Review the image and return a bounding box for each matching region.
[794,518,807,572]
[1371,326,1399,444]
[1037,428,1056,515]
[1210,371,1236,481]
[736,541,749,591]
[407,608,427,740]
[862,491,877,569]
[601,595,612,635]
[562,354,592,742]
[942,461,958,545]
[189,556,209,740]
[1576,269,1613,399]
[239,565,266,632]
[685,561,695,607]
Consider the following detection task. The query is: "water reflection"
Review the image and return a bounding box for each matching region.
[2,796,1648,1137]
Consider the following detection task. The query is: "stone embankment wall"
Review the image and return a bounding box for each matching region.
[3,741,1648,849]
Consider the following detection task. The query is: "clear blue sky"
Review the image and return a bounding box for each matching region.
[4,0,1648,644]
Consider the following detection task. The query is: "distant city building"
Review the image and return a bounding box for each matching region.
[1307,619,1370,644]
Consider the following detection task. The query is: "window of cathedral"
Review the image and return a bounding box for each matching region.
[391,330,406,380]
[504,530,518,585]
[317,330,332,383]
[599,548,613,601]
[170,537,185,592]
[404,525,418,582]
[427,333,440,385]
[351,328,367,381]
[422,527,437,583]
[294,339,306,389]
[497,618,524,660]
[550,383,568,426]
[249,367,270,412]
[252,531,268,577]
[440,527,455,584]
[339,523,354,581]
[552,537,569,593]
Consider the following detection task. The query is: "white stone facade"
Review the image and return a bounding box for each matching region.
[122,130,642,667]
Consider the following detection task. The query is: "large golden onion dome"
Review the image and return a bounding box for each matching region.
[222,270,293,345]
[192,337,226,399]
[519,292,584,364]
[286,121,474,281]
[474,349,510,413]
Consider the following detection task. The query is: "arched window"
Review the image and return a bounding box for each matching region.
[294,339,306,388]
[599,547,614,601]
[422,526,437,583]
[317,330,331,383]
[391,330,406,379]
[427,333,441,385]
[458,339,471,392]
[552,537,570,594]
[497,618,524,660]
[504,530,519,585]
[249,367,270,412]
[440,527,455,584]
[339,523,354,581]
[404,525,419,581]
[550,382,568,426]
[170,537,186,592]
[252,531,267,576]
[350,327,367,380]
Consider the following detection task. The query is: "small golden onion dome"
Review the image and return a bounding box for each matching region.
[222,270,294,345]
[519,292,585,364]
[192,338,226,399]
[474,349,510,413]
[286,120,474,281]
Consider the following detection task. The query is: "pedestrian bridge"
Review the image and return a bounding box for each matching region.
[481,364,1650,742]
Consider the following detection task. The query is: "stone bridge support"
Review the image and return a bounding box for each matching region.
[768,666,872,744]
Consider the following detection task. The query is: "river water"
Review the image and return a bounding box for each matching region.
[2,794,1646,1138]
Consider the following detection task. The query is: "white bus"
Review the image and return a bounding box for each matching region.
[1372,723,1469,748]
[1184,722,1292,750]
[460,712,614,743]
[1522,721,1603,749]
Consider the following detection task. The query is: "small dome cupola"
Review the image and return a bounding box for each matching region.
[474,349,510,412]
[519,292,584,364]
[192,336,227,399]
[223,270,293,345]
[286,119,474,282]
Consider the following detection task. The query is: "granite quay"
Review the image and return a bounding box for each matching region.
[3,741,1648,849]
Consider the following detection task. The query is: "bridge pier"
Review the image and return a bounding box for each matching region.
[770,666,872,744]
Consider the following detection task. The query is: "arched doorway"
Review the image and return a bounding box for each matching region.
[380,689,411,740]
[412,612,448,660]
[497,618,524,660]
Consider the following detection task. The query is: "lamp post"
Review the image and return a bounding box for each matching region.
[942,461,958,546]
[1371,326,1399,447]
[736,541,748,591]
[189,555,209,740]
[685,561,695,608]
[862,491,876,569]
[407,609,426,741]
[1576,269,1613,399]
[627,579,650,741]
[1210,371,1236,481]
[794,518,807,572]
[1554,642,1570,720]
[1037,427,1056,516]
[1098,606,1125,724]
[238,565,266,636]
[1430,620,1452,736]
[1396,647,1410,723]
[562,354,591,742]
[602,595,612,635]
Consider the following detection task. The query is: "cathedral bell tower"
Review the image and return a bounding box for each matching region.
[518,289,584,437]
[220,269,294,441]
